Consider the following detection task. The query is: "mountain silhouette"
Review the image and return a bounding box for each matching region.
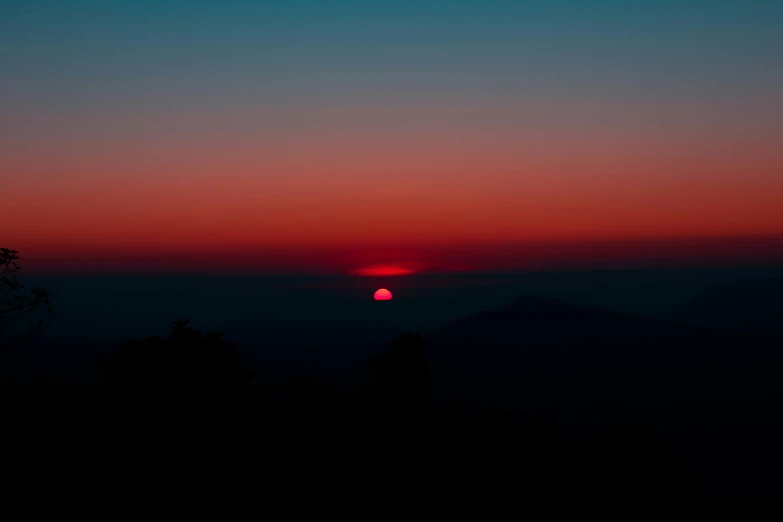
[428,294,783,502]
[674,277,783,336]
[429,294,782,428]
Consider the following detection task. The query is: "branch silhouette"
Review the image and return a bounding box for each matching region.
[0,248,54,349]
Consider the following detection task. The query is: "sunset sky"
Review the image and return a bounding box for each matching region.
[3,1,783,273]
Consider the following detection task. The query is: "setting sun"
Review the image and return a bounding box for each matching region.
[373,288,393,301]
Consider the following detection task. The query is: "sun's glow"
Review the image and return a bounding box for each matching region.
[355,263,420,276]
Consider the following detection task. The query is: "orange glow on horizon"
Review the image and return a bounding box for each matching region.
[9,235,783,274]
[5,100,782,273]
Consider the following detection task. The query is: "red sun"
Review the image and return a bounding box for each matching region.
[374,288,392,301]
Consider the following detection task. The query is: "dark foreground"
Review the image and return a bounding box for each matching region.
[4,292,783,516]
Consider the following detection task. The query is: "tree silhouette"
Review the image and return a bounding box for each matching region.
[97,319,252,399]
[0,248,53,347]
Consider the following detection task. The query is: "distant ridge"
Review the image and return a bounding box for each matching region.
[428,293,783,433]
[675,277,783,336]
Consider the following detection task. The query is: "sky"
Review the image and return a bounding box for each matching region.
[3,0,783,274]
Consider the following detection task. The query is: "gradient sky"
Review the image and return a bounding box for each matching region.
[3,0,783,273]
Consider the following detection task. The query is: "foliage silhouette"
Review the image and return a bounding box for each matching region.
[0,248,54,348]
[97,319,252,398]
